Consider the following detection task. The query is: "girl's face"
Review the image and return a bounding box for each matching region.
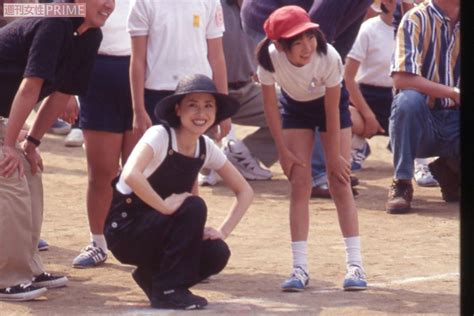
[284,32,317,67]
[176,93,217,134]
[381,0,397,14]
[79,0,115,28]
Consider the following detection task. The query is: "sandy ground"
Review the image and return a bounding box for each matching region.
[0,126,459,315]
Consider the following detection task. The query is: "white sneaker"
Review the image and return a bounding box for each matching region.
[48,119,71,135]
[223,140,272,180]
[64,128,84,147]
[414,161,439,187]
[198,169,221,186]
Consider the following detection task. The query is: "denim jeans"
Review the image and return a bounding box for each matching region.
[389,90,460,180]
[311,130,327,187]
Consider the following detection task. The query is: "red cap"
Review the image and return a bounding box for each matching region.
[263,5,319,41]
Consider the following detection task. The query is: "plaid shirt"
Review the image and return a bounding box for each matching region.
[391,0,460,109]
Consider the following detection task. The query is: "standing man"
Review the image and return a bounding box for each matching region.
[385,0,460,213]
[0,0,114,301]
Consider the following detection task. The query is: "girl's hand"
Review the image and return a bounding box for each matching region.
[21,141,43,175]
[163,192,192,215]
[60,96,79,124]
[363,114,385,138]
[279,147,305,179]
[327,155,351,184]
[203,226,225,240]
[133,110,152,136]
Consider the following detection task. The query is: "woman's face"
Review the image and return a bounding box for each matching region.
[176,93,217,134]
[381,0,397,14]
[79,0,115,28]
[284,32,317,67]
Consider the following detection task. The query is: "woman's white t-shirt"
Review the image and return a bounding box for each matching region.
[116,125,226,194]
[257,43,343,101]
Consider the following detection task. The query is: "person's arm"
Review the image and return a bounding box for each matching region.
[323,84,350,184]
[130,35,152,134]
[121,142,188,215]
[208,160,253,239]
[344,57,385,137]
[207,36,231,140]
[0,77,43,178]
[392,72,460,105]
[261,84,304,178]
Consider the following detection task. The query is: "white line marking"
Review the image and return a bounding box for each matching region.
[369,272,459,288]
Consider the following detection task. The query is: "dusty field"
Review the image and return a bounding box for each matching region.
[0,127,459,315]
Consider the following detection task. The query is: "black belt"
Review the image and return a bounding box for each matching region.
[228,80,251,90]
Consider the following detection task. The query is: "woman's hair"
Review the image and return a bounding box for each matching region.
[256,28,328,72]
[381,3,389,14]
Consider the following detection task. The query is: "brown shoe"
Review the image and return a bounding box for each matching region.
[311,183,331,199]
[385,179,413,214]
[428,158,460,202]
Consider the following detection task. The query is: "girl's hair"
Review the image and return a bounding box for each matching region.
[381,3,389,14]
[256,28,328,72]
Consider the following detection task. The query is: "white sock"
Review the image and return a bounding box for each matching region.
[351,134,367,151]
[344,236,362,268]
[91,233,108,253]
[291,241,308,273]
[415,158,429,167]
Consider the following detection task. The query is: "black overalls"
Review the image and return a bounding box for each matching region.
[104,126,230,300]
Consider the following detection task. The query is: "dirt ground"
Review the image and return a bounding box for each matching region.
[0,126,459,315]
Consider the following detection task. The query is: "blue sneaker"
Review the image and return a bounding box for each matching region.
[37,239,49,251]
[281,266,309,292]
[343,265,367,291]
[47,119,71,135]
[72,242,107,268]
[351,142,371,172]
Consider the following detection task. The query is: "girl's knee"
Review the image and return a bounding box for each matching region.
[178,196,208,221]
[203,239,231,275]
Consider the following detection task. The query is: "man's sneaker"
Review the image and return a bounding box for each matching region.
[281,266,309,292]
[351,142,371,172]
[198,169,221,186]
[414,161,439,187]
[38,239,49,251]
[385,179,413,214]
[223,140,272,180]
[428,158,460,202]
[343,265,367,291]
[48,119,71,135]
[64,128,84,147]
[72,242,107,268]
[32,272,68,289]
[0,283,47,302]
[151,288,208,310]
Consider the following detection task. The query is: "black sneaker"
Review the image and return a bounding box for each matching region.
[428,158,460,202]
[0,283,47,301]
[32,272,68,289]
[151,288,208,310]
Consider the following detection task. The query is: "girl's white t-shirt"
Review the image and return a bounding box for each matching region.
[116,125,226,194]
[257,43,343,101]
[98,0,131,56]
[127,0,225,91]
[346,16,394,88]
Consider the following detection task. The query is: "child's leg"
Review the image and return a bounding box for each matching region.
[321,128,367,290]
[320,127,358,237]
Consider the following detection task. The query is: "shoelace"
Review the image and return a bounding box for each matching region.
[289,267,309,283]
[415,164,432,177]
[80,246,105,262]
[347,266,365,280]
[390,181,411,198]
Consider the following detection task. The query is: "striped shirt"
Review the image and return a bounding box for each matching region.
[391,0,460,109]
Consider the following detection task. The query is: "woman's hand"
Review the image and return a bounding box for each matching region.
[203,226,226,240]
[278,147,305,179]
[363,113,385,138]
[163,192,192,214]
[60,96,79,124]
[22,141,43,175]
[327,155,351,184]
[133,110,152,136]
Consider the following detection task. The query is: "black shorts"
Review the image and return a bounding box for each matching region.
[359,83,393,136]
[79,55,133,133]
[279,84,352,132]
